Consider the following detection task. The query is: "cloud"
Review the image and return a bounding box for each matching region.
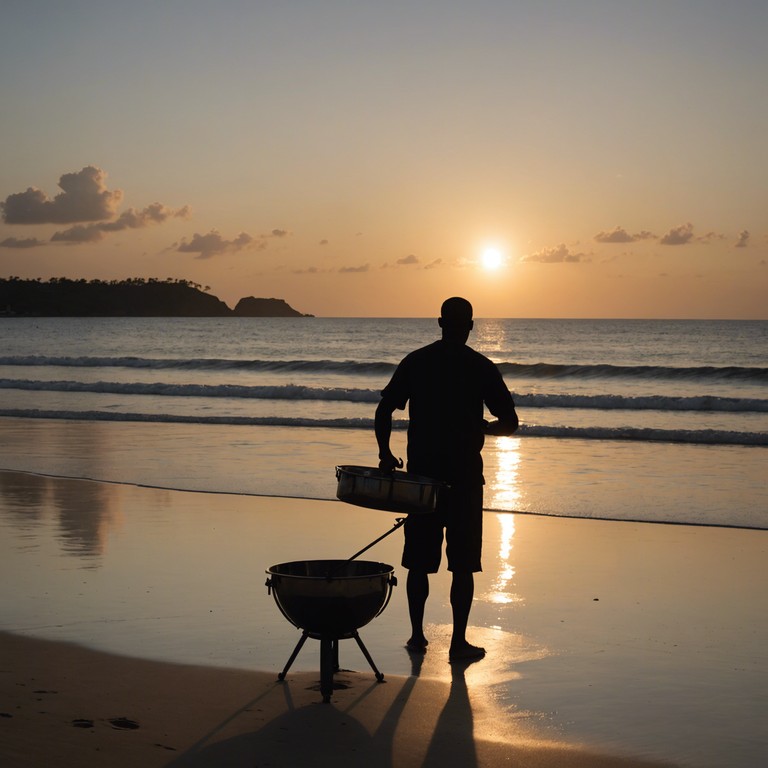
[660,222,694,245]
[424,258,443,269]
[270,228,290,238]
[0,236,46,249]
[1,166,123,224]
[339,264,370,273]
[319,239,329,246]
[51,203,190,243]
[100,203,190,231]
[521,243,588,263]
[697,231,726,243]
[177,230,256,259]
[734,230,750,248]
[51,224,104,244]
[594,226,656,243]
[397,254,419,265]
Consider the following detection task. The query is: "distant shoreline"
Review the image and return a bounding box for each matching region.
[0,277,314,317]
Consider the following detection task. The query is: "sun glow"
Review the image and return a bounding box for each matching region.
[481,247,504,271]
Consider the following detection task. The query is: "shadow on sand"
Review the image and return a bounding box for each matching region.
[165,650,480,768]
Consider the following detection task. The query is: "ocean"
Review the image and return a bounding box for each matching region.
[0,316,766,529]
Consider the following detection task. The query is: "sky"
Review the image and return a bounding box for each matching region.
[1,0,766,318]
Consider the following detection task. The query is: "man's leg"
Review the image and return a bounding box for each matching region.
[406,569,429,649]
[449,570,485,661]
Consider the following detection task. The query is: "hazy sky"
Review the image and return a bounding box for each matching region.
[1,1,766,318]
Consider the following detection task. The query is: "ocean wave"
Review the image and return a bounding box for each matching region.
[0,355,396,375]
[1,378,766,413]
[498,361,768,382]
[0,379,379,403]
[1,408,765,446]
[518,392,768,413]
[1,355,766,383]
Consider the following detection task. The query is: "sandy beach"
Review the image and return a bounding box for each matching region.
[2,630,684,768]
[1,470,766,767]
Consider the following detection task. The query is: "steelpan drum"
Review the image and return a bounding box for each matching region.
[266,559,396,638]
[335,465,444,515]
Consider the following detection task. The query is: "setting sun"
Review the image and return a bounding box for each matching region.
[481,247,504,271]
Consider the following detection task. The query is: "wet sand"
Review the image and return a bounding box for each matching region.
[1,470,766,767]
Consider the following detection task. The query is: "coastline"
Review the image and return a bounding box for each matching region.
[1,470,766,767]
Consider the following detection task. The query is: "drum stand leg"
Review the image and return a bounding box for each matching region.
[320,637,336,703]
[278,631,383,703]
[277,631,309,681]
[353,631,385,683]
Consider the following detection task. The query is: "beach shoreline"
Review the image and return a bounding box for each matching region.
[1,470,766,767]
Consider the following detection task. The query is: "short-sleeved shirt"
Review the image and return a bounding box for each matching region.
[380,339,516,487]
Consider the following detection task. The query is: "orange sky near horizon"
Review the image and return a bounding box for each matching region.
[1,2,766,319]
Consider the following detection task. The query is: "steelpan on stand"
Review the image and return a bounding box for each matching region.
[264,465,444,702]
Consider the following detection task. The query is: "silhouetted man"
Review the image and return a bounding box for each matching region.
[375,297,519,662]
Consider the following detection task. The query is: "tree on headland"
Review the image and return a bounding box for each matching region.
[0,277,312,317]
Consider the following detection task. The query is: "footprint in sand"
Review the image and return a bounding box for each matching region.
[109,717,140,730]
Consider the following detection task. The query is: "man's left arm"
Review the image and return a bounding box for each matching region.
[483,362,519,436]
[484,408,519,436]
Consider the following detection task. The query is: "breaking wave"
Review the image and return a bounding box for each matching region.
[1,355,766,383]
[1,378,766,413]
[0,408,765,446]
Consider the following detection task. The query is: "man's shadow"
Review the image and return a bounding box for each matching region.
[419,654,479,768]
[166,651,479,768]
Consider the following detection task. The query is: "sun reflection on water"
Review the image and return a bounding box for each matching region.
[488,513,522,605]
[485,436,524,606]
[487,435,523,511]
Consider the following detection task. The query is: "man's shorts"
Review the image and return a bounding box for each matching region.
[401,484,483,573]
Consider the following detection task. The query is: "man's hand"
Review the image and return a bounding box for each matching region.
[484,416,519,436]
[378,452,403,472]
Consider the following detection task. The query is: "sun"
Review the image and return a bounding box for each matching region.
[480,247,504,271]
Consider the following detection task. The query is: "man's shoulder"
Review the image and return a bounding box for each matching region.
[461,344,499,371]
[399,340,442,364]
[402,341,495,366]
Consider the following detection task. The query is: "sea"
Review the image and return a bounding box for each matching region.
[0,316,766,529]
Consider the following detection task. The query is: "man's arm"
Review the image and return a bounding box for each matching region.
[484,408,519,436]
[484,369,520,436]
[375,398,402,471]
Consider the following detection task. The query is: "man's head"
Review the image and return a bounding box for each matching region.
[439,297,473,341]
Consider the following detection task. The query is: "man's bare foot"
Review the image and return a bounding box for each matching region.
[406,636,429,653]
[448,642,485,662]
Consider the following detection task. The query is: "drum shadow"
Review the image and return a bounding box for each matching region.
[165,661,480,768]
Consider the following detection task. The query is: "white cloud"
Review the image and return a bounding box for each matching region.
[521,243,588,263]
[52,203,190,244]
[734,230,750,248]
[1,166,123,224]
[594,226,656,243]
[177,230,257,259]
[0,236,46,249]
[660,222,694,246]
